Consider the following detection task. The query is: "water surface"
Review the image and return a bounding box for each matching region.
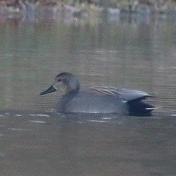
[0,15,176,176]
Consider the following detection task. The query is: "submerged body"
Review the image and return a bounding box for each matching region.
[40,72,154,116]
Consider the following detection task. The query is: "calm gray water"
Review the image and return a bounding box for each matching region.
[0,16,176,176]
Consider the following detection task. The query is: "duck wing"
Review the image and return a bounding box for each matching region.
[117,88,152,102]
[91,86,152,102]
[91,86,154,116]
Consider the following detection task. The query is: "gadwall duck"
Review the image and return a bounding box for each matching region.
[40,72,154,116]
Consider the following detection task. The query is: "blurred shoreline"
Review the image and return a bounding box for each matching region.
[0,0,176,22]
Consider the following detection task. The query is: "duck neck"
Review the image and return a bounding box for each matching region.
[65,79,80,94]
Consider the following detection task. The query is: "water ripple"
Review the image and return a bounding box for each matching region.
[29,114,50,118]
[29,120,47,124]
[8,128,30,131]
[87,119,108,123]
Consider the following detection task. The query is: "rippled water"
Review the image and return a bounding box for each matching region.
[0,16,176,175]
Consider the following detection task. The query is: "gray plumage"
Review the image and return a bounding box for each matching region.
[40,72,154,116]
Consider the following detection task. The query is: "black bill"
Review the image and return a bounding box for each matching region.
[40,85,57,95]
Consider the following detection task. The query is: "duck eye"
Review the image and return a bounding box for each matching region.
[55,76,61,82]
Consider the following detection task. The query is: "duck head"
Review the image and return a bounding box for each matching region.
[40,72,80,95]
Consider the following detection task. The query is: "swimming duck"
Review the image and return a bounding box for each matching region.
[40,72,154,116]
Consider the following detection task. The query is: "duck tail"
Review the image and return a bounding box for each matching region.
[127,99,154,116]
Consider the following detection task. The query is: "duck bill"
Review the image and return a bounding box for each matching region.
[40,85,57,95]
